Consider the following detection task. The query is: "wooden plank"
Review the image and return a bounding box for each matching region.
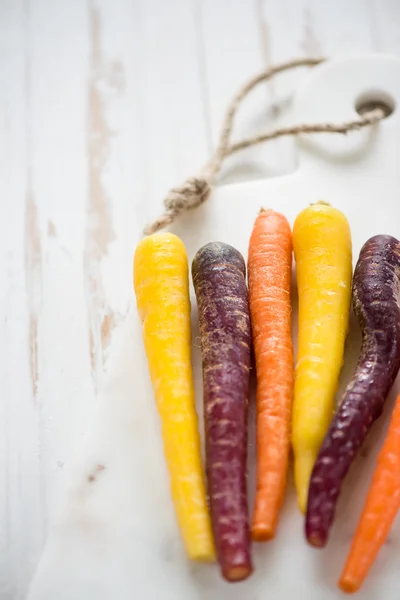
[24,0,92,519]
[128,0,211,228]
[199,0,295,181]
[0,1,46,597]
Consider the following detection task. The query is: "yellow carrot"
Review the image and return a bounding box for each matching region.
[292,201,352,512]
[134,232,215,561]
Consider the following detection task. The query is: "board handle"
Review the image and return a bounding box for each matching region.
[293,55,400,167]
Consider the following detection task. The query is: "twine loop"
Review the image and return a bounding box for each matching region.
[145,57,386,235]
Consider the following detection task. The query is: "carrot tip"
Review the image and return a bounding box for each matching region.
[223,566,253,583]
[252,524,275,542]
[307,532,326,548]
[338,578,359,594]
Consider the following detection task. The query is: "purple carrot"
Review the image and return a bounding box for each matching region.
[306,235,400,547]
[192,242,253,582]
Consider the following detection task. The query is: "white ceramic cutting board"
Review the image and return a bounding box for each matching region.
[27,55,400,600]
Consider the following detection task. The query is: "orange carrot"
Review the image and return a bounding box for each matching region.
[248,209,294,541]
[339,393,400,594]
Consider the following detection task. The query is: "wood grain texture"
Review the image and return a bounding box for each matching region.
[85,2,117,383]
[1,0,400,597]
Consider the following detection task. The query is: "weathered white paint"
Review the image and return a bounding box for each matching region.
[1,1,400,598]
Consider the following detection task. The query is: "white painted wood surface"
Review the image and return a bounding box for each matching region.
[1,1,400,598]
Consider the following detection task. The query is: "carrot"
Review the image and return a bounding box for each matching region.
[339,393,400,593]
[248,209,294,541]
[306,235,400,547]
[192,242,253,583]
[292,201,352,512]
[133,232,215,562]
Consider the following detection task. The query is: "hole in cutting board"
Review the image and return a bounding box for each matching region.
[355,90,395,118]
